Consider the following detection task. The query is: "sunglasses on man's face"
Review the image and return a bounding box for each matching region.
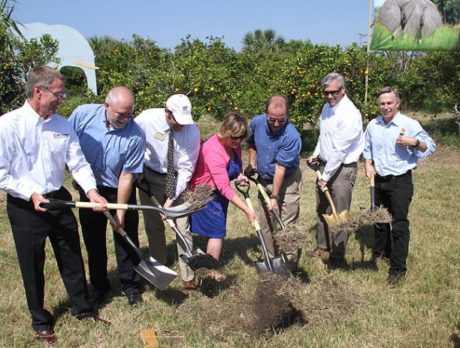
[323,87,342,96]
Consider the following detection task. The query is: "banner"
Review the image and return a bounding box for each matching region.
[371,0,460,51]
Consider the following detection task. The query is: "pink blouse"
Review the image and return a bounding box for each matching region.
[189,134,241,201]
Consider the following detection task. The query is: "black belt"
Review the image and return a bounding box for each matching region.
[319,159,357,168]
[376,170,411,182]
[145,166,167,176]
[43,188,62,199]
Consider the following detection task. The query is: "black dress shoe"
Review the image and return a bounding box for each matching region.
[35,328,56,344]
[127,293,143,306]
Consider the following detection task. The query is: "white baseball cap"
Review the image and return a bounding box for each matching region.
[165,94,194,125]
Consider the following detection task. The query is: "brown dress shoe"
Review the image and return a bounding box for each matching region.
[306,247,328,257]
[83,314,112,326]
[35,329,57,344]
[182,280,198,290]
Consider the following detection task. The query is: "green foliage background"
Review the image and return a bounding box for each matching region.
[1,1,460,136]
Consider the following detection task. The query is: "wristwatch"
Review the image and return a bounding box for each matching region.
[413,139,420,148]
[270,194,280,200]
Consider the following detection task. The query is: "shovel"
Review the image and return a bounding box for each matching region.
[135,181,220,270]
[103,211,177,290]
[246,171,285,230]
[235,181,291,278]
[315,170,351,228]
[40,199,201,219]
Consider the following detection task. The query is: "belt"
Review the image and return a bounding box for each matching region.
[319,159,357,168]
[145,166,167,176]
[42,189,62,199]
[376,170,411,182]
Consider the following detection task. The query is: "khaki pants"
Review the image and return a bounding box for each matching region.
[139,167,194,281]
[258,167,303,261]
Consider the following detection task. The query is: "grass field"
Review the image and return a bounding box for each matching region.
[0,119,459,347]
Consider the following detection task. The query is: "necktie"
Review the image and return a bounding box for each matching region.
[165,130,175,198]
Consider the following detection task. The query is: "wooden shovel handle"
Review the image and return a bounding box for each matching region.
[244,196,261,231]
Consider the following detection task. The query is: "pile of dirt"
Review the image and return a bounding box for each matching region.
[329,219,360,235]
[182,184,213,210]
[274,224,310,251]
[180,273,366,341]
[359,206,392,225]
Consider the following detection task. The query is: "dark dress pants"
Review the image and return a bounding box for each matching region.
[7,187,93,331]
[373,172,413,274]
[78,186,141,296]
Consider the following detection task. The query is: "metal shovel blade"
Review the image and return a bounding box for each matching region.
[255,256,291,278]
[134,257,177,291]
[255,230,292,278]
[103,211,177,290]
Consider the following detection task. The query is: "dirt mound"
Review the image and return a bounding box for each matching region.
[180,273,366,341]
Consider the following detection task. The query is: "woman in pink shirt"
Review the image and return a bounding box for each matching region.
[189,112,257,281]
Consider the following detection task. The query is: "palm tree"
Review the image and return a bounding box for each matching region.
[0,0,22,39]
[242,29,285,53]
[88,35,121,56]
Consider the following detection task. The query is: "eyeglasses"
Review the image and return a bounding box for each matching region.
[40,86,67,99]
[230,135,245,141]
[323,87,342,97]
[267,115,287,124]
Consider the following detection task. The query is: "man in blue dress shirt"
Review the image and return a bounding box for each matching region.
[246,95,302,270]
[69,86,146,305]
[363,86,436,286]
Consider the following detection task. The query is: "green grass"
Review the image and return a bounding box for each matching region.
[0,118,459,347]
[371,23,460,51]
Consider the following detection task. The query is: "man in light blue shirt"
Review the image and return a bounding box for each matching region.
[363,86,435,286]
[69,86,146,305]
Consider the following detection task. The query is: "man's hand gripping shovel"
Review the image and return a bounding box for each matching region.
[315,170,351,227]
[235,180,291,278]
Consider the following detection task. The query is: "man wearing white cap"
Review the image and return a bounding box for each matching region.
[134,94,201,290]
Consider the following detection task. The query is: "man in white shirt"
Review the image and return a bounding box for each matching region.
[0,66,109,344]
[135,94,201,290]
[307,72,364,263]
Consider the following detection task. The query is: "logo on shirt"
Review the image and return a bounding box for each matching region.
[52,133,69,138]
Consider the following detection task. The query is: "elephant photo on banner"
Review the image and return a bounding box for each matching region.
[371,0,460,51]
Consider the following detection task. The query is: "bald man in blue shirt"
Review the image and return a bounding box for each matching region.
[70,86,146,305]
[246,95,302,270]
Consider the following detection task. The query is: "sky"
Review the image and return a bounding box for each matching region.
[12,0,373,51]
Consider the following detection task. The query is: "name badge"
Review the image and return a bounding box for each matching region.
[154,132,165,141]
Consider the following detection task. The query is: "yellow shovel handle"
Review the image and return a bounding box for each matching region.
[244,196,261,231]
[315,170,340,223]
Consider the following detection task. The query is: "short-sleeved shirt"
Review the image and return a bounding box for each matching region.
[69,104,145,188]
[247,114,301,180]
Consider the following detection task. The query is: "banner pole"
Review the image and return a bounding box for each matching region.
[364,0,373,107]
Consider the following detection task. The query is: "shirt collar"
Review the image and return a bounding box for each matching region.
[377,111,402,126]
[24,100,52,125]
